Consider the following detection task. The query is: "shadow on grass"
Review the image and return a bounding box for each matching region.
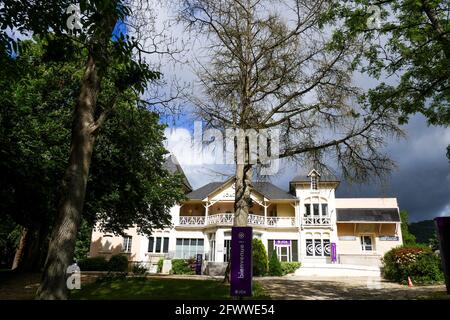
[70,277,271,300]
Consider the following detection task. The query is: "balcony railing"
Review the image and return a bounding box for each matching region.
[178,213,297,227]
[302,216,331,226]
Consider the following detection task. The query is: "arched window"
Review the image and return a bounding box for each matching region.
[305,232,331,257]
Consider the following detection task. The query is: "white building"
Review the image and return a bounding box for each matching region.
[89,156,403,274]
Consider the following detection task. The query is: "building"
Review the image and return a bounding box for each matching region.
[89,156,403,274]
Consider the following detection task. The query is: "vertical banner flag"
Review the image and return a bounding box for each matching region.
[195,253,203,275]
[230,226,253,297]
[435,217,450,294]
[331,242,337,263]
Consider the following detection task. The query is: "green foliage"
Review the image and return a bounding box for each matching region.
[333,0,450,159]
[157,258,164,273]
[268,250,283,276]
[252,239,268,276]
[400,211,417,246]
[78,256,109,271]
[74,219,92,261]
[409,219,437,245]
[131,263,147,275]
[281,262,301,275]
[170,259,196,275]
[381,246,444,285]
[107,254,129,272]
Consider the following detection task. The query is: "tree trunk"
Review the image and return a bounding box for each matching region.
[234,163,252,227]
[11,227,29,270]
[11,225,48,272]
[36,54,100,300]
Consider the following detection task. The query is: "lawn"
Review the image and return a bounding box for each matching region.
[70,276,270,300]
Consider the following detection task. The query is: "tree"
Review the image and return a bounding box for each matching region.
[334,0,449,159]
[400,210,417,246]
[179,0,401,228]
[268,250,283,276]
[0,36,185,277]
[252,239,268,276]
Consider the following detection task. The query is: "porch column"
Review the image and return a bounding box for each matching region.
[204,201,209,225]
[264,202,268,226]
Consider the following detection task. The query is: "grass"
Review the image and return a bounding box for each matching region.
[70,276,271,300]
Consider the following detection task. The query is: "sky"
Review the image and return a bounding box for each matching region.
[150,2,450,223]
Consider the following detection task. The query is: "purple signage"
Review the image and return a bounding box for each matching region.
[230,227,253,297]
[274,240,291,246]
[331,242,337,263]
[435,217,450,294]
[195,253,202,275]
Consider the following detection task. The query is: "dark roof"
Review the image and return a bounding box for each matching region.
[164,155,192,193]
[253,182,297,200]
[185,180,297,200]
[336,208,400,222]
[185,182,224,200]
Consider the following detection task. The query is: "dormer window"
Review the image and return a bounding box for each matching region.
[311,175,318,190]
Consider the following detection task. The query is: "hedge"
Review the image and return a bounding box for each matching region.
[170,259,196,275]
[381,246,444,285]
[77,254,129,272]
[281,262,301,275]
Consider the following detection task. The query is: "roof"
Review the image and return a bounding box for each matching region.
[290,172,340,183]
[336,208,400,222]
[164,155,192,193]
[185,179,296,201]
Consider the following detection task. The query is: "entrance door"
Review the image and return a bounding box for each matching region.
[276,245,291,262]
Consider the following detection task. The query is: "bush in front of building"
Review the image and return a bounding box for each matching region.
[268,250,283,276]
[170,259,196,275]
[107,254,129,272]
[381,246,444,284]
[77,256,109,271]
[157,258,164,273]
[252,239,269,276]
[281,262,301,275]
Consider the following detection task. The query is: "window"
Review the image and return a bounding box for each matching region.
[175,238,204,258]
[305,238,330,257]
[122,236,132,253]
[268,240,298,262]
[148,237,170,253]
[224,239,231,262]
[311,175,318,190]
[321,204,328,216]
[313,204,320,216]
[304,204,311,217]
[360,236,373,251]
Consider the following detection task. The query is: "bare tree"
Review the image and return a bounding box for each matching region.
[179,0,402,230]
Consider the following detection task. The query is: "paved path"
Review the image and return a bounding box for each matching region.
[255,276,446,300]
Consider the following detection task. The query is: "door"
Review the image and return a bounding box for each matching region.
[224,239,231,262]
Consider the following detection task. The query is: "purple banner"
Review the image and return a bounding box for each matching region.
[435,217,450,294]
[274,240,291,246]
[195,253,202,275]
[331,242,337,263]
[230,227,253,297]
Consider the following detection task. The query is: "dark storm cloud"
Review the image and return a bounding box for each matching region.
[336,114,450,222]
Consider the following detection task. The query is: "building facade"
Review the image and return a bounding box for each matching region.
[89,160,403,274]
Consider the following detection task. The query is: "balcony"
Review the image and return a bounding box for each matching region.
[177,213,297,228]
[302,216,331,226]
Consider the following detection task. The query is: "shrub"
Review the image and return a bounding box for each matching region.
[268,250,283,276]
[381,246,444,285]
[108,254,129,272]
[252,239,268,276]
[77,256,108,271]
[170,259,196,275]
[157,258,164,273]
[132,263,147,275]
[281,262,301,275]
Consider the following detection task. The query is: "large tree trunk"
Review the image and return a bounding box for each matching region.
[36,54,100,300]
[11,227,29,270]
[233,163,252,227]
